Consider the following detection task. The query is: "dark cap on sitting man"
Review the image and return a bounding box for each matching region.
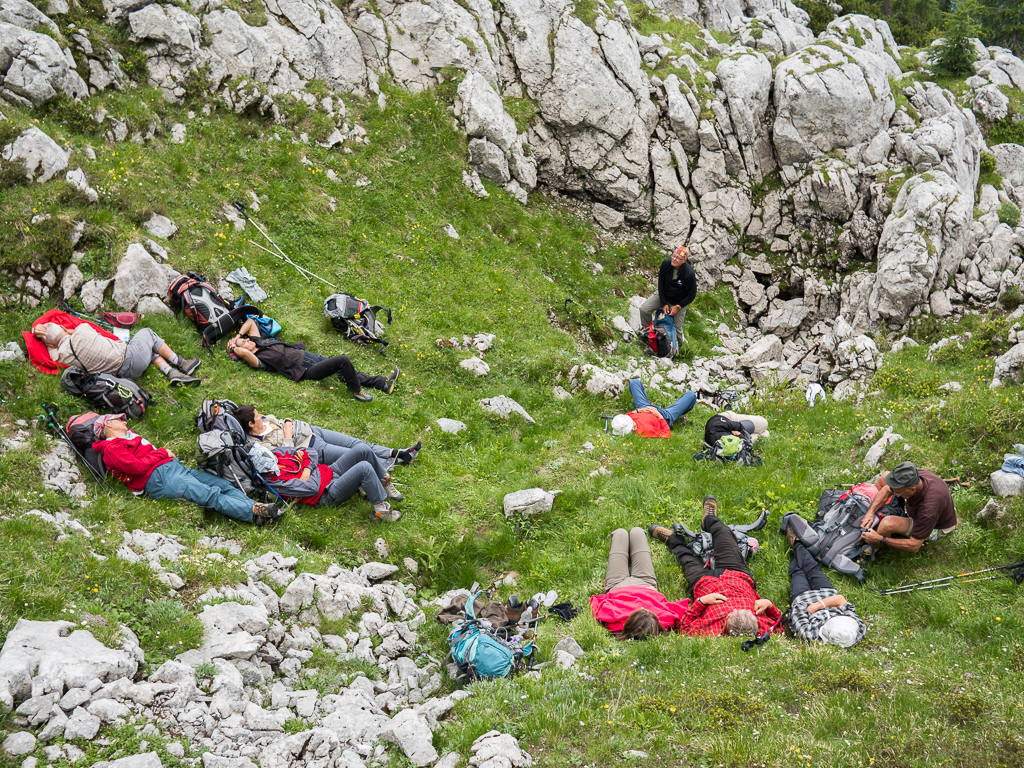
[887,461,920,489]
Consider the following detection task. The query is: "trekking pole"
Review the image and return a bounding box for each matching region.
[57,302,116,332]
[39,403,113,493]
[880,560,1024,595]
[246,240,313,285]
[231,202,337,289]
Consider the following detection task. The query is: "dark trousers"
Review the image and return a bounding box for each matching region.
[789,542,835,602]
[667,514,752,594]
[301,352,385,393]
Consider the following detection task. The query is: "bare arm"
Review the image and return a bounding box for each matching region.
[861,473,891,528]
[238,317,262,338]
[806,594,848,614]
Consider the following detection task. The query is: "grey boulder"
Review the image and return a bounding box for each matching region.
[381,708,438,767]
[1,126,68,182]
[110,243,169,310]
[503,488,558,518]
[0,23,87,107]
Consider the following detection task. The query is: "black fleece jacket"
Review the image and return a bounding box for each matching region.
[657,258,697,308]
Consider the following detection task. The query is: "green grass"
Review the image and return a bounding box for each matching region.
[0,51,1023,768]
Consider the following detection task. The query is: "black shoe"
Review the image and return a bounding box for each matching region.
[253,501,286,526]
[384,366,401,395]
[178,357,202,376]
[648,524,672,542]
[702,495,718,522]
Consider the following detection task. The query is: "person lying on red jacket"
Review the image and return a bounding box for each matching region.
[91,414,284,526]
[650,495,782,638]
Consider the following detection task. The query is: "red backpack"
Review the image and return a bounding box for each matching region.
[168,271,261,348]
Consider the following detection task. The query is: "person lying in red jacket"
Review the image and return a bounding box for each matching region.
[91,415,284,526]
[650,495,782,637]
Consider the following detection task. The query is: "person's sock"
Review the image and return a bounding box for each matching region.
[167,353,181,366]
[158,361,173,375]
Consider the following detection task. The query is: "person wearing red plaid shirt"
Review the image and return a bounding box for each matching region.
[651,495,782,637]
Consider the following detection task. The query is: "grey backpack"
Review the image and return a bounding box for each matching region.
[779,491,882,583]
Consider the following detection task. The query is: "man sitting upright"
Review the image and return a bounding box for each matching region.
[650,496,782,637]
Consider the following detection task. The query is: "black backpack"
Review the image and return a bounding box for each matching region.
[169,271,262,348]
[65,411,107,479]
[195,398,240,433]
[778,489,901,582]
[60,367,153,419]
[324,293,392,354]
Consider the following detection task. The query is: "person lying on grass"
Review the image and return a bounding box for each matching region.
[650,495,782,637]
[92,414,285,526]
[610,379,697,438]
[859,461,958,553]
[784,526,866,647]
[226,318,399,402]
[703,411,768,447]
[33,321,201,388]
[232,405,421,471]
[251,442,403,523]
[590,527,690,640]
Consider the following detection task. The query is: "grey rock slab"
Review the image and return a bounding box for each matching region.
[553,637,584,659]
[1,126,68,182]
[106,754,163,768]
[503,488,557,518]
[458,71,516,152]
[478,396,534,424]
[773,42,895,166]
[63,707,101,740]
[3,732,35,756]
[143,214,177,239]
[0,620,138,700]
[61,263,84,300]
[111,243,168,310]
[593,203,624,230]
[381,709,438,767]
[202,755,257,768]
[59,687,91,711]
[0,24,87,107]
[199,629,260,660]
[357,562,400,582]
[989,470,1022,498]
[1,0,57,32]
[469,730,532,767]
[199,601,270,635]
[37,709,67,742]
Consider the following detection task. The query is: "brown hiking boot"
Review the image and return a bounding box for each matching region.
[786,522,798,549]
[648,524,673,542]
[383,475,403,501]
[702,495,718,522]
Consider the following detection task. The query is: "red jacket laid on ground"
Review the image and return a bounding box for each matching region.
[679,570,783,637]
[590,587,691,633]
[626,410,671,439]
[24,309,122,375]
[92,436,174,493]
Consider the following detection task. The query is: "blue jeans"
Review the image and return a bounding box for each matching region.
[318,445,388,506]
[145,460,254,523]
[629,379,696,429]
[311,426,395,469]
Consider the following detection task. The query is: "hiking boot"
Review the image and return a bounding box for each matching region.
[369,501,402,523]
[648,524,673,542]
[177,357,202,376]
[383,475,403,501]
[786,522,798,550]
[352,390,373,402]
[168,370,201,388]
[702,494,718,522]
[253,501,286,526]
[384,366,401,395]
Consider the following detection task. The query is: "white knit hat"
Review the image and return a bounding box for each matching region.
[611,415,635,436]
[819,615,860,647]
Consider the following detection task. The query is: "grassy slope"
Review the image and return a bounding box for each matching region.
[0,77,1023,768]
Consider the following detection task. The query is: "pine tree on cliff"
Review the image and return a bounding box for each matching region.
[933,0,980,78]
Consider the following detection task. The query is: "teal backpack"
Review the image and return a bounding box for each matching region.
[446,588,536,681]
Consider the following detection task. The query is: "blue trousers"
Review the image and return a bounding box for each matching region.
[318,445,388,506]
[628,379,696,429]
[145,460,254,523]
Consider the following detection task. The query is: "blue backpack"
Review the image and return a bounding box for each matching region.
[446,589,535,681]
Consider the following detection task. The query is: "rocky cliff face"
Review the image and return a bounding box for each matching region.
[3,0,1024,354]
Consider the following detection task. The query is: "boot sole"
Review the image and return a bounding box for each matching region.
[180,360,202,376]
